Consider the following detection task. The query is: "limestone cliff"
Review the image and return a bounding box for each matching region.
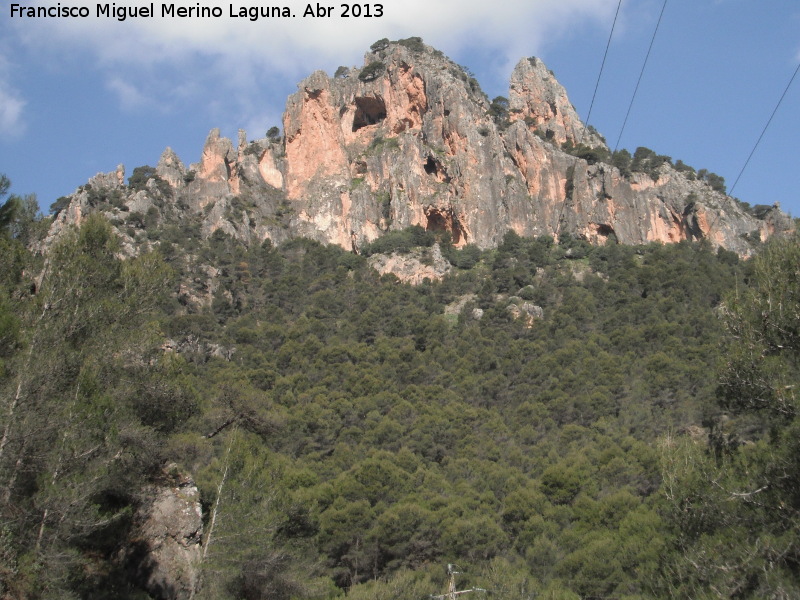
[508,57,605,148]
[45,38,792,258]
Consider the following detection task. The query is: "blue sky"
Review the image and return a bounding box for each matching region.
[2,0,799,217]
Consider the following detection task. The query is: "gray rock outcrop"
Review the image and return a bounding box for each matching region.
[368,243,452,284]
[127,469,203,600]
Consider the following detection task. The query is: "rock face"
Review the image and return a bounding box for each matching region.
[368,243,452,284]
[506,298,545,327]
[508,57,604,148]
[127,469,203,600]
[45,39,793,259]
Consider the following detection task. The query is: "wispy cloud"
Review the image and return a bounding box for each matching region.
[0,87,26,137]
[16,0,618,74]
[106,77,157,112]
[9,0,619,132]
[0,48,26,137]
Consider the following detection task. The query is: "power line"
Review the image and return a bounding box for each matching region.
[580,0,624,143]
[729,60,800,196]
[556,0,623,239]
[699,59,800,249]
[613,0,669,152]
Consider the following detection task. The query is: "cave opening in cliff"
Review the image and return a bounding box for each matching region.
[352,96,387,131]
[425,207,464,245]
[596,224,615,239]
[424,157,437,175]
[583,223,617,245]
[423,156,451,183]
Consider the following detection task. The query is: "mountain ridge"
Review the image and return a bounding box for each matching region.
[45,37,793,258]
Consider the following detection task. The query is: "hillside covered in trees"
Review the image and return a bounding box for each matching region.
[1,174,799,599]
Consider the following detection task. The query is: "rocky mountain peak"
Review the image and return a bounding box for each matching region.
[44,38,793,261]
[508,57,604,148]
[156,147,186,190]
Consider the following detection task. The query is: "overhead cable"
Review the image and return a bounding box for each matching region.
[580,0,624,143]
[729,60,800,196]
[700,59,800,249]
[557,0,624,239]
[613,0,669,152]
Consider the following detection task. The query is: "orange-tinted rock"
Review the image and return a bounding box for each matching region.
[45,40,793,258]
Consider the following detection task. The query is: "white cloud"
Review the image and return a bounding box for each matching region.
[17,0,618,74]
[9,0,619,134]
[106,77,158,111]
[0,87,26,137]
[0,48,26,137]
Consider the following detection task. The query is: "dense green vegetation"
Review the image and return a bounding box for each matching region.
[1,173,798,598]
[358,62,385,83]
[559,141,730,196]
[658,237,800,597]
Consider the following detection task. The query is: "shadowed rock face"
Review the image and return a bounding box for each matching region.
[46,40,793,258]
[126,470,203,600]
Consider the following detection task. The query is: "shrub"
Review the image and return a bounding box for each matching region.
[128,165,173,198]
[128,211,145,228]
[571,144,610,166]
[376,191,392,222]
[370,38,390,52]
[50,196,71,216]
[489,96,510,127]
[706,172,727,194]
[145,206,160,228]
[445,244,481,269]
[359,61,385,82]
[750,204,773,219]
[128,165,158,191]
[696,168,726,193]
[630,147,672,181]
[611,149,632,177]
[674,159,695,175]
[397,37,425,53]
[368,136,400,154]
[243,144,264,158]
[360,225,435,256]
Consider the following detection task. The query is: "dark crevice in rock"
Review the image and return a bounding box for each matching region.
[425,206,465,244]
[424,157,437,175]
[352,96,387,131]
[596,224,616,240]
[423,156,451,183]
